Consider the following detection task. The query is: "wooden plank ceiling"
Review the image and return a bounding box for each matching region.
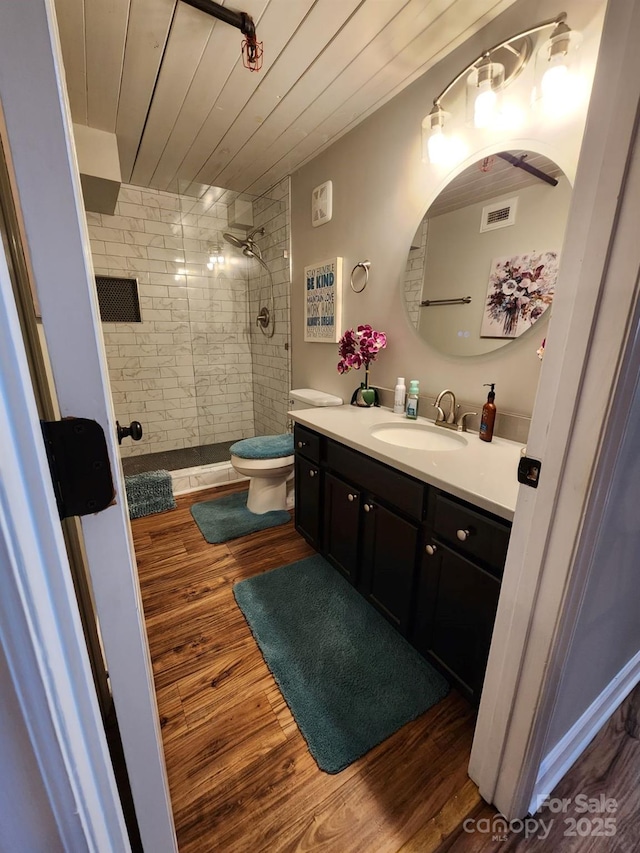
[54,0,517,197]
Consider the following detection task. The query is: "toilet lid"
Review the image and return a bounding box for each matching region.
[230,434,295,460]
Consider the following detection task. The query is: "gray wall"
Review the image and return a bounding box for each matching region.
[290,0,604,423]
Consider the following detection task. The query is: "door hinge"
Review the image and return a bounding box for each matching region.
[41,418,115,519]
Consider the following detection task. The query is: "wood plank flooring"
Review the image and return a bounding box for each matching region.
[132,484,640,852]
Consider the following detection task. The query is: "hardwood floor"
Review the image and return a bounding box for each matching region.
[132,484,640,852]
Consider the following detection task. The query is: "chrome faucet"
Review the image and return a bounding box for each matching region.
[434,388,477,432]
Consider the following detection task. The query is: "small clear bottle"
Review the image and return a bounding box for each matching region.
[406,380,419,419]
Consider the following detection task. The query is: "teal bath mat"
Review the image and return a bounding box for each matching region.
[233,554,450,773]
[124,469,176,519]
[190,490,290,544]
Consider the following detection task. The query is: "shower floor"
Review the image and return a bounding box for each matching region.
[121,440,239,476]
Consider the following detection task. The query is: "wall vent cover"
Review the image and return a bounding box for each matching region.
[311,180,333,227]
[480,197,518,233]
[95,275,141,323]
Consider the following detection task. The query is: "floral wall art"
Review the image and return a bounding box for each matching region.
[481,250,559,339]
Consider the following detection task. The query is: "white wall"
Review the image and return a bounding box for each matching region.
[290,0,605,423]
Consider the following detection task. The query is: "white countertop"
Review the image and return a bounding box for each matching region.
[290,405,523,521]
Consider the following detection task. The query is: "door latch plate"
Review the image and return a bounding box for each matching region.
[517,456,541,488]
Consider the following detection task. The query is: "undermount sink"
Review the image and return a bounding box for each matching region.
[369,421,468,451]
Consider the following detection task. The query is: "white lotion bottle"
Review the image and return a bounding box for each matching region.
[393,377,406,414]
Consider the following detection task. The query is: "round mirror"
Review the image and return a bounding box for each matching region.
[403,150,571,357]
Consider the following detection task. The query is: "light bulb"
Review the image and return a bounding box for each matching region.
[541,59,571,115]
[427,126,449,164]
[474,81,497,128]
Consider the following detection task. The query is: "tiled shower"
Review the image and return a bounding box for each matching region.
[88,178,291,481]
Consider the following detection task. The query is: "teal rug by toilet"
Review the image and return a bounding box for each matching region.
[190,491,290,544]
[233,554,450,773]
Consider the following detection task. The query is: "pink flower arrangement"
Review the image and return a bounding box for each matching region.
[337,324,387,374]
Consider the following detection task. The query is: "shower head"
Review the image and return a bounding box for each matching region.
[222,232,247,249]
[222,228,264,260]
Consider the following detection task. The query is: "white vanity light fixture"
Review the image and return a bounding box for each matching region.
[422,105,467,167]
[533,20,583,117]
[422,14,581,164]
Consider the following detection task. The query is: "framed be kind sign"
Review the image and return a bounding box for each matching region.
[304,257,343,342]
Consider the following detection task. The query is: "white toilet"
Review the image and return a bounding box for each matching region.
[230,388,342,514]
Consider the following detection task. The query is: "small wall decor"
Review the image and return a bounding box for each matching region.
[304,257,343,342]
[481,250,559,339]
[311,180,333,227]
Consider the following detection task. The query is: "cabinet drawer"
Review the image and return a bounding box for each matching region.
[326,440,425,521]
[294,424,321,464]
[432,492,510,576]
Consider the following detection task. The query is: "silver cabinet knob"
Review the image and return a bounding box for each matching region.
[297,440,306,448]
[456,528,470,541]
[363,503,374,513]
[425,544,437,556]
[347,493,357,502]
[309,469,316,478]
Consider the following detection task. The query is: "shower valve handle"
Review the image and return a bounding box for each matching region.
[256,307,270,328]
[116,420,143,445]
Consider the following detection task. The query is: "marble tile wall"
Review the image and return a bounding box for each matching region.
[89,181,292,459]
[403,217,427,328]
[89,184,255,457]
[248,178,292,436]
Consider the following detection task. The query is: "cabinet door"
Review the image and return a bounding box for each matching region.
[360,499,418,635]
[416,541,500,702]
[294,455,322,549]
[323,472,361,584]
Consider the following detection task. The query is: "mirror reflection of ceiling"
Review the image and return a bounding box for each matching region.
[404,151,571,358]
[52,0,518,196]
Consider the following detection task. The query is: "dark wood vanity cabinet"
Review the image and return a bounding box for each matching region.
[322,438,425,635]
[323,472,361,585]
[293,423,511,702]
[413,491,510,703]
[293,425,323,550]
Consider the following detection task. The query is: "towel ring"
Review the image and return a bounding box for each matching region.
[350,260,370,293]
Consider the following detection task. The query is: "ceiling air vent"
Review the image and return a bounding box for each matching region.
[480,197,518,233]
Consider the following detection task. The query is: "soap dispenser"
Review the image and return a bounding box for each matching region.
[406,380,419,419]
[479,383,496,442]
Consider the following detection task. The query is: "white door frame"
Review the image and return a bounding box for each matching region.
[0,218,130,853]
[0,0,177,849]
[470,0,640,818]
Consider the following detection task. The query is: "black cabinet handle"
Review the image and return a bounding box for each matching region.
[116,420,143,445]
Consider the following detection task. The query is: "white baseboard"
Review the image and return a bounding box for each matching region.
[530,648,640,813]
